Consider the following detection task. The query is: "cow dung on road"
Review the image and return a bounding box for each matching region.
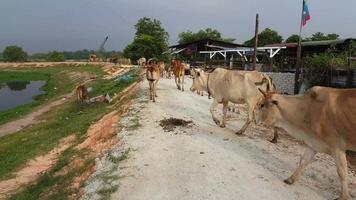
[159,118,193,132]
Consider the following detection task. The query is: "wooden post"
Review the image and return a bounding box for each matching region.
[347,42,352,87]
[294,0,304,94]
[230,54,233,69]
[253,13,259,71]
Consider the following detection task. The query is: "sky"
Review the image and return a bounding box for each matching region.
[1,0,355,53]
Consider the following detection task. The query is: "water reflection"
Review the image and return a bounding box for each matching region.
[0,81,46,112]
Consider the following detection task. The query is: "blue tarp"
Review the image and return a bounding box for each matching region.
[115,74,134,82]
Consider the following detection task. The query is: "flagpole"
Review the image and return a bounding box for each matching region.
[294,0,304,94]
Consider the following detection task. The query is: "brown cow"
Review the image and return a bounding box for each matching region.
[171,59,185,91]
[76,85,88,102]
[255,86,356,200]
[158,61,165,78]
[146,60,161,102]
[190,68,275,135]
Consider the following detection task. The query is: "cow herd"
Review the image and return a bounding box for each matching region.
[140,58,356,200]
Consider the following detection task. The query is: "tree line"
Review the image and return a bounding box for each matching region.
[0,16,342,62]
[0,47,122,62]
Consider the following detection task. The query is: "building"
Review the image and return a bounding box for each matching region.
[168,39,247,67]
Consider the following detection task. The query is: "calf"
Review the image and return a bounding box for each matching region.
[76,84,88,102]
[137,57,146,66]
[146,61,161,102]
[171,59,185,91]
[255,86,356,200]
[158,61,165,78]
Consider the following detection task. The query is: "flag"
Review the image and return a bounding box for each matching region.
[302,0,311,26]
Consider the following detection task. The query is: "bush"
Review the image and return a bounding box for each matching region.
[3,45,27,62]
[47,51,66,62]
[303,54,330,87]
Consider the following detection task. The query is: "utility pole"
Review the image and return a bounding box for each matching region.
[252,13,259,70]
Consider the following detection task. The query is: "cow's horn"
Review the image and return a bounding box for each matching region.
[258,88,267,98]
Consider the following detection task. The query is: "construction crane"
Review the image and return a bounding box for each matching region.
[88,36,109,62]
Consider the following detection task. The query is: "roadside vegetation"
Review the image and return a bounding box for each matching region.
[0,66,139,199]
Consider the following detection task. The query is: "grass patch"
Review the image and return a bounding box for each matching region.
[0,64,103,125]
[5,70,138,199]
[126,116,141,131]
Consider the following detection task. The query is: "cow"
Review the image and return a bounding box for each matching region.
[190,68,205,96]
[255,86,356,200]
[171,59,185,91]
[158,61,165,78]
[146,60,161,102]
[190,68,276,137]
[76,84,88,102]
[165,64,173,79]
[137,57,146,66]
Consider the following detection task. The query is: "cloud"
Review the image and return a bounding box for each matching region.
[0,0,355,52]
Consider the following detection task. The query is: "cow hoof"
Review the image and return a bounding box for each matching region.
[284,178,294,185]
[235,129,245,135]
[270,138,278,144]
[213,119,220,125]
[220,124,226,128]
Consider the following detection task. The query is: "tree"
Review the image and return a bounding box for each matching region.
[305,32,340,41]
[3,46,27,62]
[244,28,283,47]
[123,17,169,61]
[178,28,235,44]
[286,34,301,43]
[47,51,65,62]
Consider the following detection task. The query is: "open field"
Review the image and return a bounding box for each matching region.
[0,64,104,126]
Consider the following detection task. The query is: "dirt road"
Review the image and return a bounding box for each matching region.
[83,77,356,200]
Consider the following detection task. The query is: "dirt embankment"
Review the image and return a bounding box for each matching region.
[0,61,132,69]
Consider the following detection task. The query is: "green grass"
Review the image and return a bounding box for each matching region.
[0,64,103,125]
[5,70,138,200]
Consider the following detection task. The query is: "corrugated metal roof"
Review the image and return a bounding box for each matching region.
[264,38,356,48]
[169,39,246,49]
[301,39,348,46]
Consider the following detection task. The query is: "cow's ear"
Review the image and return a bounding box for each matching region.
[258,88,267,98]
[272,100,278,105]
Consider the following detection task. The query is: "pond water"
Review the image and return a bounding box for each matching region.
[0,81,46,112]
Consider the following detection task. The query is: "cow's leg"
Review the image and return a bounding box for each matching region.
[178,76,182,91]
[220,101,228,128]
[148,81,153,100]
[210,99,220,125]
[152,81,156,102]
[155,80,159,97]
[175,77,180,90]
[270,127,279,143]
[181,75,184,91]
[284,146,316,184]
[333,149,352,200]
[236,103,254,135]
